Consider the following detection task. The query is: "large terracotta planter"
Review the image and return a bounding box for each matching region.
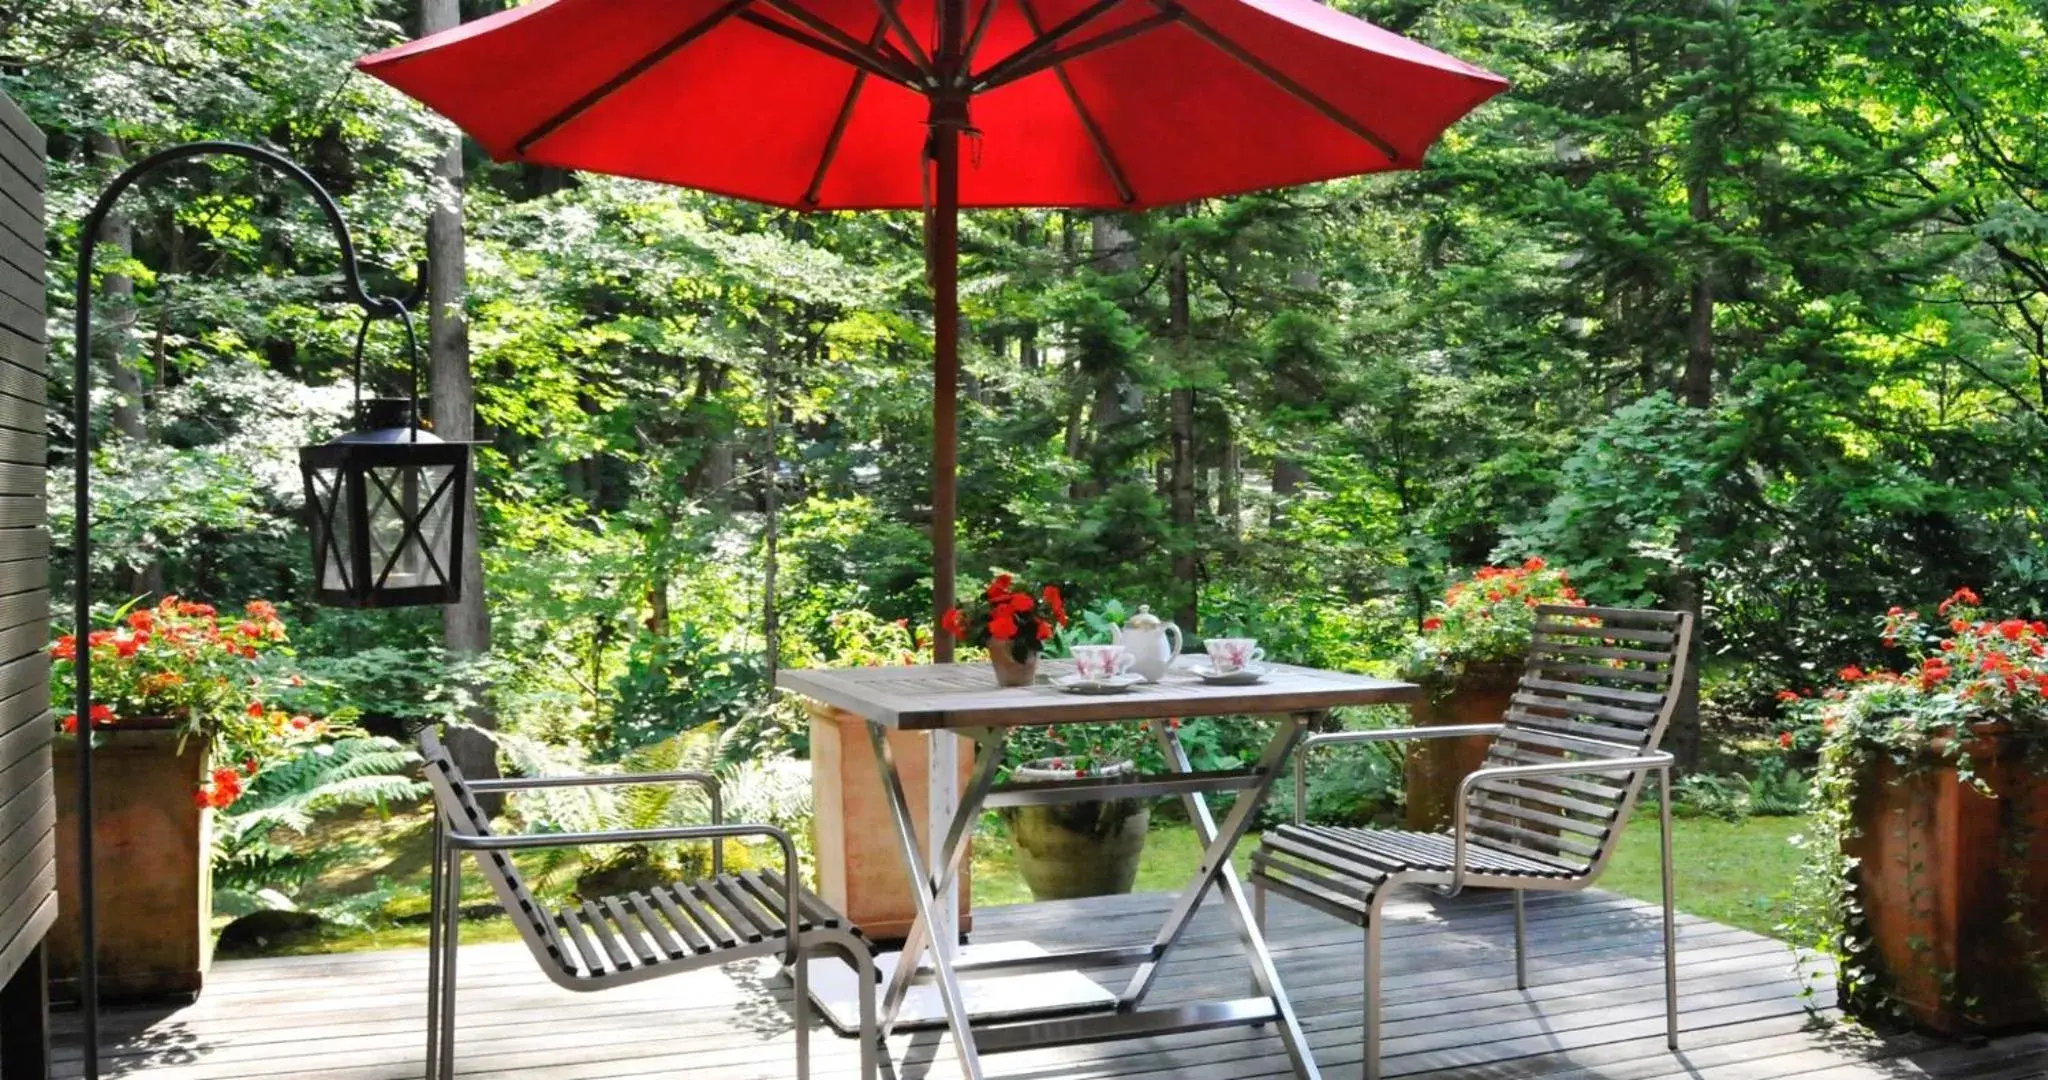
[1404,663,1519,831]
[1843,724,2048,1033]
[1001,759,1148,901]
[807,700,973,943]
[49,724,212,1003]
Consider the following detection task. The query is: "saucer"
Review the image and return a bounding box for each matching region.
[1054,673,1144,695]
[1194,664,1267,685]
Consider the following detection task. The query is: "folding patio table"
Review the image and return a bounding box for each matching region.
[778,655,1420,1079]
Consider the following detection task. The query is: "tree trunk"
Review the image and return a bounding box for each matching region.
[423,0,496,793]
[1669,169,1715,772]
[1167,234,1197,634]
[1218,417,1241,542]
[763,352,782,681]
[87,134,162,598]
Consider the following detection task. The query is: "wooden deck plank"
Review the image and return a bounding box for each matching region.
[44,888,2027,1080]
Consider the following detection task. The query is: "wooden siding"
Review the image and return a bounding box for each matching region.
[45,888,2048,1079]
[0,86,52,1002]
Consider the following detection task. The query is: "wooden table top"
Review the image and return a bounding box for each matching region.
[777,655,1420,730]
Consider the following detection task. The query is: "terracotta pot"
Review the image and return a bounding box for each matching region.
[1001,759,1149,901]
[988,645,1040,687]
[49,721,212,1004]
[1404,663,1519,831]
[1842,723,2048,1033]
[806,700,973,944]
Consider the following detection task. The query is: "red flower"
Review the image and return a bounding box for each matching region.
[1523,556,1546,571]
[247,701,265,718]
[1008,592,1035,613]
[290,715,312,731]
[1043,586,1068,626]
[1938,587,1979,616]
[1778,732,1794,749]
[245,600,278,621]
[1951,619,1969,634]
[1775,689,1800,703]
[90,704,114,725]
[61,713,77,734]
[1036,620,1052,642]
[1887,606,1903,616]
[941,608,966,638]
[127,608,155,631]
[985,574,1014,601]
[988,611,1018,640]
[1838,665,1865,681]
[1422,617,1443,632]
[1486,591,1503,603]
[2000,619,2028,641]
[51,636,76,661]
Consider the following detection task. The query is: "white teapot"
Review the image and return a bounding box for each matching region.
[1111,605,1184,683]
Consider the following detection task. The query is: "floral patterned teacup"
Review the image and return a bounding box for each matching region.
[1070,644,1135,682]
[1204,638,1265,674]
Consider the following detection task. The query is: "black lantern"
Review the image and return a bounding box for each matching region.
[300,312,472,607]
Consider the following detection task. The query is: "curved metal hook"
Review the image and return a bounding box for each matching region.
[72,139,423,326]
[67,139,426,1080]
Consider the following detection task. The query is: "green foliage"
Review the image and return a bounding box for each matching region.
[213,736,426,922]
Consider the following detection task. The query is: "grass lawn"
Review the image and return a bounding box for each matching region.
[972,811,1809,938]
[241,804,1808,956]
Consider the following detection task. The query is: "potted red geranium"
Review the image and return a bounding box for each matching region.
[47,595,326,1001]
[1398,558,1584,828]
[943,574,1068,686]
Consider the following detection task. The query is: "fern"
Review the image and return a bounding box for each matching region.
[213,736,426,918]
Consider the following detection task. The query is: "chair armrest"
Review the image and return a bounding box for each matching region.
[1293,724,1506,824]
[468,770,726,871]
[447,822,801,959]
[1441,751,1675,896]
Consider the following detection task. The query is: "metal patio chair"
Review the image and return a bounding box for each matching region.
[1251,605,1693,1080]
[417,729,879,1080]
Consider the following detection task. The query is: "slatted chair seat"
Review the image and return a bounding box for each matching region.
[1252,604,1693,1080]
[417,730,878,1080]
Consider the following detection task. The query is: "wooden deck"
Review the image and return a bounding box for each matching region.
[48,887,2048,1079]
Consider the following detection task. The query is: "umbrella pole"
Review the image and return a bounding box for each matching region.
[930,100,961,663]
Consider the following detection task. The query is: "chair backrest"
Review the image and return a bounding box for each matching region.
[418,729,571,970]
[1469,605,1693,878]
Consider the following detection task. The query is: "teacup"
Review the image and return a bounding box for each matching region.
[1070,644,1135,682]
[1204,638,1265,674]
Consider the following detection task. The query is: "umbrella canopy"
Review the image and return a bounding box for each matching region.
[358,0,1503,210]
[358,0,1505,658]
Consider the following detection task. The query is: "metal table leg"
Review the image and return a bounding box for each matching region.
[1128,712,1324,1080]
[868,722,993,1080]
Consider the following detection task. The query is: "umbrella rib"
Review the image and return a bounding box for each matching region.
[975,0,1127,89]
[738,10,918,84]
[871,0,938,83]
[803,18,890,206]
[962,0,1003,73]
[972,8,1176,91]
[1016,0,1136,204]
[1161,2,1402,164]
[762,0,920,84]
[514,0,755,155]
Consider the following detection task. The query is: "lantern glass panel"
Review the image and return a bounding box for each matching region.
[365,462,458,592]
[306,464,354,595]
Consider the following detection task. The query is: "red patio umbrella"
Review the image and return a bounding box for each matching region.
[358,0,1506,656]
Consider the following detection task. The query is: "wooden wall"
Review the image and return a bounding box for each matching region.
[0,87,52,1079]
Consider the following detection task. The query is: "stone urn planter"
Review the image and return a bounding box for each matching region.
[807,700,974,943]
[1842,723,2048,1034]
[49,721,212,1003]
[1001,758,1149,901]
[1404,662,1518,831]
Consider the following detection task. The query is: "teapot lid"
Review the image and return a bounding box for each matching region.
[1125,604,1165,629]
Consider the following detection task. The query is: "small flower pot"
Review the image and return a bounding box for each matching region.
[989,645,1040,688]
[1001,758,1149,901]
[1843,723,2048,1033]
[1405,663,1519,831]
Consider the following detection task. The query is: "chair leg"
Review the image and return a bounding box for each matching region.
[1659,765,1680,1050]
[1513,888,1528,990]
[1251,879,1267,1003]
[793,948,811,1080]
[425,822,444,1080]
[1362,914,1383,1080]
[857,946,881,1080]
[438,846,460,1079]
